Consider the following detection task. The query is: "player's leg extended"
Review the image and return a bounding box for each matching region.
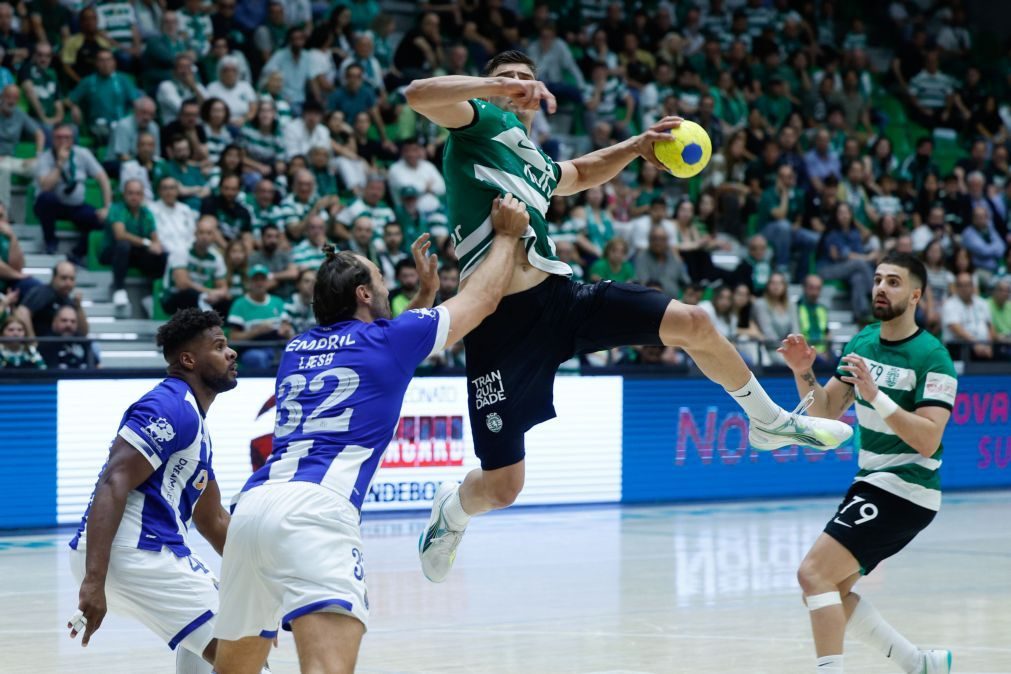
[797,533,862,672]
[214,636,273,674]
[658,299,852,449]
[844,588,949,674]
[290,612,365,674]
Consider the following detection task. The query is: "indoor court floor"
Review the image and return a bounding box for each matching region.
[4,492,1011,674]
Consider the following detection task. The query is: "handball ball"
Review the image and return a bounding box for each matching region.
[653,120,712,178]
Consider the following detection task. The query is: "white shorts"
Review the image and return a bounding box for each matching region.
[69,546,218,654]
[213,481,369,641]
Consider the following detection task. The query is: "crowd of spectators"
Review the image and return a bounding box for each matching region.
[0,0,1009,372]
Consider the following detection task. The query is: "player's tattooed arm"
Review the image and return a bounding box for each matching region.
[837,385,856,416]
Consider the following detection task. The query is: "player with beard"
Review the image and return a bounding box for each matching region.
[66,309,256,674]
[779,252,957,674]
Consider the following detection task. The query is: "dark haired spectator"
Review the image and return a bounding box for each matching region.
[67,49,139,143]
[589,238,634,283]
[226,264,293,371]
[292,214,332,271]
[898,137,939,194]
[526,21,584,104]
[962,204,1007,289]
[283,267,316,334]
[377,221,407,288]
[18,260,88,339]
[200,174,252,243]
[344,215,380,267]
[260,26,317,113]
[393,12,444,84]
[906,50,967,130]
[61,7,115,84]
[249,223,299,296]
[39,304,98,369]
[389,257,419,317]
[388,140,445,213]
[101,178,167,317]
[816,202,875,323]
[0,201,40,299]
[635,225,686,298]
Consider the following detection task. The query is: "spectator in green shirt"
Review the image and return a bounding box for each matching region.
[588,238,636,283]
[156,135,211,211]
[389,257,418,317]
[226,263,293,371]
[756,77,793,131]
[758,164,818,276]
[17,43,65,132]
[67,48,139,143]
[100,178,168,316]
[292,215,333,271]
[989,278,1011,358]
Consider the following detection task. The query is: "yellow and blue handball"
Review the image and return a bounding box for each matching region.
[653,119,713,179]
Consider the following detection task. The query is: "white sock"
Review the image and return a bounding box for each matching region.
[816,655,844,673]
[727,373,781,425]
[442,486,471,531]
[847,596,922,673]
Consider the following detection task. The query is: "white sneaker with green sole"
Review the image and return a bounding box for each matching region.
[749,392,854,451]
[419,481,466,583]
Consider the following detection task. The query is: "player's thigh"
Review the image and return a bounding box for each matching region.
[214,636,273,674]
[570,281,670,353]
[798,533,862,589]
[73,547,218,651]
[291,611,365,674]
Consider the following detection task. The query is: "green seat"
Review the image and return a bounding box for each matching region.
[14,141,36,159]
[86,230,106,270]
[152,278,170,321]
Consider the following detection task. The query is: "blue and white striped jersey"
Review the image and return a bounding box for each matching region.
[69,378,215,558]
[238,307,449,510]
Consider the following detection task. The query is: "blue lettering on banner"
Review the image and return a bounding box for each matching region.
[365,481,440,503]
[620,375,1011,504]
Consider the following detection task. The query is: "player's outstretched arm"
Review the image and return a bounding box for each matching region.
[778,334,855,419]
[440,193,528,346]
[192,478,230,557]
[70,437,155,647]
[405,75,556,129]
[554,116,683,196]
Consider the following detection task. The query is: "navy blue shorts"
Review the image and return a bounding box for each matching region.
[463,276,670,470]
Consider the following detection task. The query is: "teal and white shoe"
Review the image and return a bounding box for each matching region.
[921,649,952,674]
[749,392,854,451]
[419,482,466,583]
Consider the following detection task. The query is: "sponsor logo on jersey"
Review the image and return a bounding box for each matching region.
[193,469,209,492]
[472,369,506,409]
[923,372,957,406]
[486,412,503,433]
[143,416,176,445]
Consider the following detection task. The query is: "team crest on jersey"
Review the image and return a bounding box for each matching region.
[409,308,437,319]
[143,417,176,444]
[486,412,503,433]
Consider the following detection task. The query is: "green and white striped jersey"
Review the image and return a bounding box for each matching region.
[834,325,958,511]
[443,99,571,280]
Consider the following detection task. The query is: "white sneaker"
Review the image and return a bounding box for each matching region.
[921,649,952,674]
[112,289,129,318]
[418,481,466,583]
[749,392,854,451]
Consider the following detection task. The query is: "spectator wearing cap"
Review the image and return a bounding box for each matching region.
[283,99,330,161]
[160,215,229,315]
[0,84,44,208]
[101,178,167,316]
[67,48,139,143]
[387,139,445,214]
[943,271,994,360]
[283,267,316,334]
[39,304,99,369]
[33,124,112,260]
[259,26,318,113]
[337,175,395,237]
[207,56,257,127]
[292,214,332,271]
[249,223,298,296]
[226,262,292,370]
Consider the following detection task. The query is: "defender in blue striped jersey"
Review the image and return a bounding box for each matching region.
[213,195,531,674]
[67,310,256,674]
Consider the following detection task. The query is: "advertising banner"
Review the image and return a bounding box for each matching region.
[56,376,623,523]
[621,375,1011,504]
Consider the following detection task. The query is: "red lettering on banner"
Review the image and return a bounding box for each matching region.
[717,414,748,464]
[979,436,1011,470]
[676,407,717,465]
[953,392,1010,425]
[382,415,465,468]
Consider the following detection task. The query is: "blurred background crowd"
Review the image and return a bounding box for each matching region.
[0,0,1009,372]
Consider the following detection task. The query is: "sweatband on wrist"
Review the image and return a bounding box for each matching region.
[870,391,899,419]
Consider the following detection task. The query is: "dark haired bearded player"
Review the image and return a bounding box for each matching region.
[406,51,854,583]
[781,252,956,674]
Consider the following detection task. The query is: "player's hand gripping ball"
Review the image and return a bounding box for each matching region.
[652,119,712,178]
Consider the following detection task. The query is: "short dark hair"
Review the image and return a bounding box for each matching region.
[482,50,537,77]
[879,251,927,289]
[261,223,280,234]
[395,258,417,275]
[157,309,223,362]
[313,246,372,325]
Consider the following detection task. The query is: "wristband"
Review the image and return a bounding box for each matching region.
[142,238,152,248]
[870,390,899,419]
